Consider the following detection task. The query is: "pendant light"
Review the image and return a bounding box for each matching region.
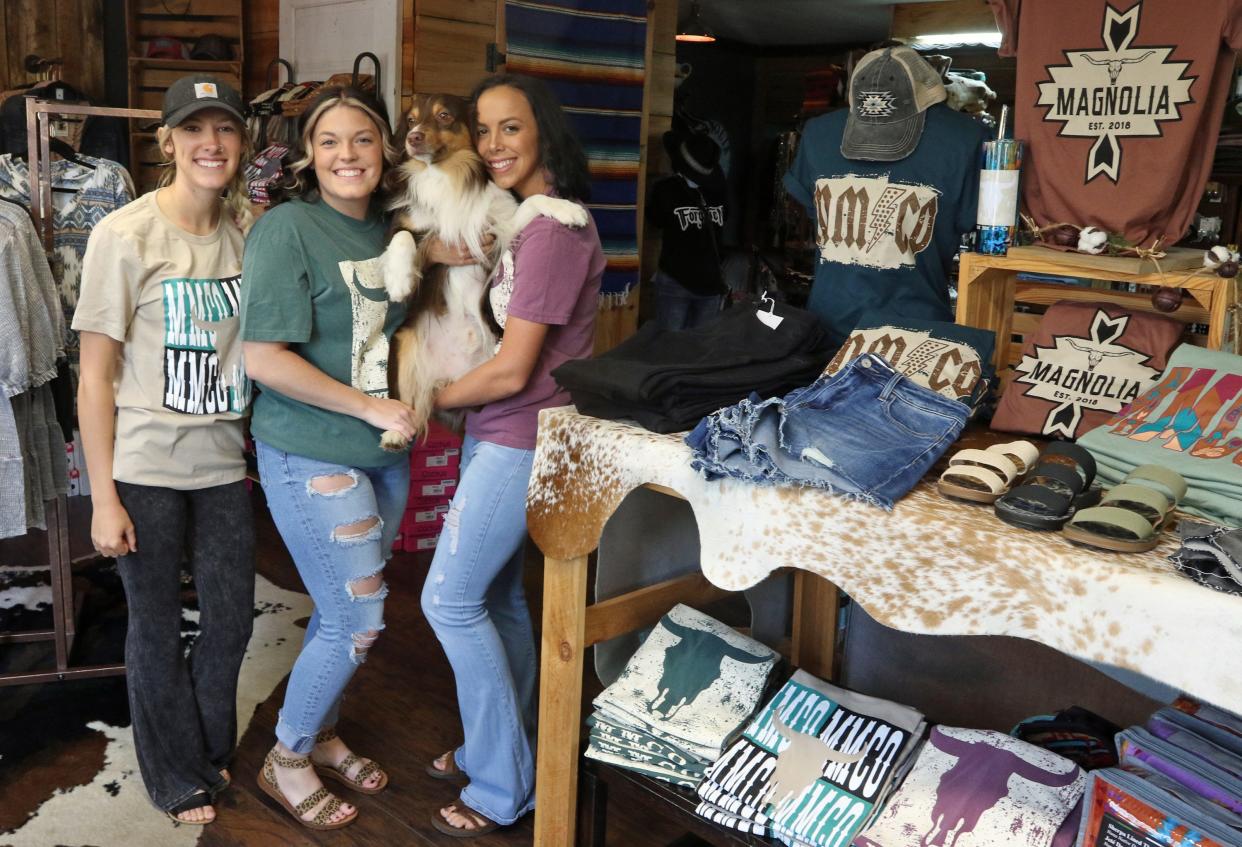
[676,1,716,43]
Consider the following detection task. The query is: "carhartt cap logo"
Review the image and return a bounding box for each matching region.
[857,91,897,117]
[193,82,219,99]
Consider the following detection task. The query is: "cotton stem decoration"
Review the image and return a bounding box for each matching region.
[1077,226,1108,254]
[1204,245,1240,278]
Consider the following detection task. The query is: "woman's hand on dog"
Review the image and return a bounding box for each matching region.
[363,397,419,440]
[426,234,495,266]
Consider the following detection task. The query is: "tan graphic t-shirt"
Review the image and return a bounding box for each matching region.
[72,191,249,489]
[989,0,1242,248]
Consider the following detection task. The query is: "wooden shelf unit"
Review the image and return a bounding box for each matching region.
[124,0,245,194]
[957,246,1240,389]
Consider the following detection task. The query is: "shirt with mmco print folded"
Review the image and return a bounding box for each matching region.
[240,197,407,469]
[989,0,1242,250]
[783,103,988,347]
[72,191,249,490]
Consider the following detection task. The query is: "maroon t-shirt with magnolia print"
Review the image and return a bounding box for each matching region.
[991,300,1184,439]
[989,0,1242,248]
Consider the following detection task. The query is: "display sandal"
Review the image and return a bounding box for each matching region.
[165,791,214,826]
[1062,465,1187,553]
[426,749,468,783]
[994,442,1101,531]
[937,440,1039,504]
[258,747,358,831]
[311,727,389,795]
[430,801,502,838]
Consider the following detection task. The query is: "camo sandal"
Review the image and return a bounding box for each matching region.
[1063,465,1186,553]
[427,749,468,783]
[938,440,1039,504]
[994,442,1101,531]
[258,747,357,831]
[312,727,389,795]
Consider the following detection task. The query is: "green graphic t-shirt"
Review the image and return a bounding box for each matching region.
[240,197,406,468]
[1078,344,1242,528]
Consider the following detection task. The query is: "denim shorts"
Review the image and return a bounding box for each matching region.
[686,353,968,508]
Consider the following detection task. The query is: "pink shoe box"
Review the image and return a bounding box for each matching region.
[410,450,461,481]
[417,420,463,451]
[402,524,442,552]
[412,477,458,499]
[399,502,448,535]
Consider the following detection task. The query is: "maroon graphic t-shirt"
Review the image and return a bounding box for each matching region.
[991,301,1184,439]
[466,211,605,450]
[989,0,1242,248]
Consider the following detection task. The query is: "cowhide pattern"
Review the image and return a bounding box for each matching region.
[0,569,312,845]
[526,407,1242,712]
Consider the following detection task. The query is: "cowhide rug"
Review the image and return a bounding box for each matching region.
[0,560,312,846]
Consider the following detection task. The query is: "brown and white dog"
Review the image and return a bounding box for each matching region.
[378,93,587,451]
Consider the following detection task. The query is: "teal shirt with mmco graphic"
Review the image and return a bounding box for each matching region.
[240,197,407,469]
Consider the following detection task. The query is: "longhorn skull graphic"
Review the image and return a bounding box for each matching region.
[1083,50,1155,84]
[1066,339,1133,371]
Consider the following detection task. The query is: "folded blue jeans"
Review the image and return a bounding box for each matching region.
[686,353,967,508]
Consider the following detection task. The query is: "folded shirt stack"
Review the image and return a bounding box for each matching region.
[552,301,833,434]
[584,604,780,788]
[853,726,1086,847]
[695,669,926,847]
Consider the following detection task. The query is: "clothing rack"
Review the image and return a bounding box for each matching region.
[0,100,157,686]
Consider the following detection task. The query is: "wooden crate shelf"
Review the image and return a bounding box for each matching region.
[124,0,244,195]
[957,245,1239,387]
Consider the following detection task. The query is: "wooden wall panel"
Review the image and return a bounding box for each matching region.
[1,0,104,101]
[244,0,281,98]
[411,15,495,97]
[891,0,996,41]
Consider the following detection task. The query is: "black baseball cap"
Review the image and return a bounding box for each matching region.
[162,75,246,128]
[841,46,946,162]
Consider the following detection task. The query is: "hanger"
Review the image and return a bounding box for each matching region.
[756,291,784,330]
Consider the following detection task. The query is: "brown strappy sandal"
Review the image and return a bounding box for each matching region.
[426,749,468,783]
[311,727,389,795]
[430,802,501,838]
[258,747,358,831]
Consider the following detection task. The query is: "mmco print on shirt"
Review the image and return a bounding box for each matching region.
[162,274,250,415]
[812,175,939,270]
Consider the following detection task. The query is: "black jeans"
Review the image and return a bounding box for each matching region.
[114,480,255,811]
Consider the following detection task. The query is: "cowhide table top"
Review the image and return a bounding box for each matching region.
[526,406,1242,713]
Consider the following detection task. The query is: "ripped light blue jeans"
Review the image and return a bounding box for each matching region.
[256,440,409,754]
[421,435,537,825]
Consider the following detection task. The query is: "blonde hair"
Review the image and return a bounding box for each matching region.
[156,117,255,233]
[284,88,400,198]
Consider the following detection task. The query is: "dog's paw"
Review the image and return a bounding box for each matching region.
[379,429,410,453]
[381,230,419,302]
[523,194,589,229]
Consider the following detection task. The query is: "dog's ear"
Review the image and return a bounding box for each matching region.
[441,94,470,124]
[380,163,410,207]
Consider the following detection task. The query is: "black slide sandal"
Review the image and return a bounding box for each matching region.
[165,791,214,826]
[994,443,1100,531]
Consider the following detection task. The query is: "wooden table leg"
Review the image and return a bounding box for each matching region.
[792,570,840,682]
[534,554,589,847]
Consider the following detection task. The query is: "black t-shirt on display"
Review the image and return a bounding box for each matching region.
[646,173,726,296]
